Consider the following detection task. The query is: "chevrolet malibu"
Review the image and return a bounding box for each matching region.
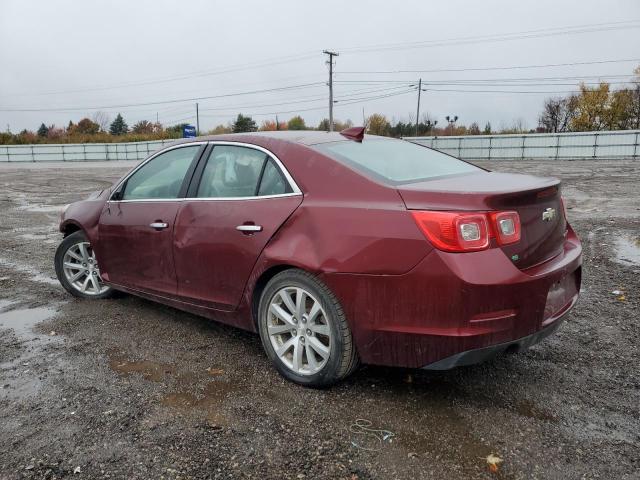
[55,128,582,387]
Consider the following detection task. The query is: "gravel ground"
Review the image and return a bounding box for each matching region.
[0,158,638,479]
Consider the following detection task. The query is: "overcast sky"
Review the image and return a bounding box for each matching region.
[1,0,639,133]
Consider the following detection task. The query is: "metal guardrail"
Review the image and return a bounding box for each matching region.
[0,139,177,162]
[405,130,640,160]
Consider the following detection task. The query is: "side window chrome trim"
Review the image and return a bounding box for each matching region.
[109,142,208,202]
[192,141,302,198]
[111,192,302,204]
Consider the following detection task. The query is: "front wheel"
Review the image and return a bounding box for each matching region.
[257,269,359,387]
[54,230,113,299]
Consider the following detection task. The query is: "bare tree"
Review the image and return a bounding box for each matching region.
[92,111,111,132]
[538,96,577,133]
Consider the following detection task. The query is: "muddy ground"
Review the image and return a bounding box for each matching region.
[0,158,638,479]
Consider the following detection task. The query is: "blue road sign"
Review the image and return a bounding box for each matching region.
[183,125,196,138]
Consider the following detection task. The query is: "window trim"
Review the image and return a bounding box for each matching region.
[109,141,302,203]
[109,142,208,202]
[186,141,301,202]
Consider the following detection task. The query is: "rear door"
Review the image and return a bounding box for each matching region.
[173,143,302,310]
[97,144,204,295]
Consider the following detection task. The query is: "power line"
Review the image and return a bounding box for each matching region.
[0,82,326,112]
[6,21,636,100]
[199,88,416,119]
[337,20,640,54]
[5,52,321,98]
[197,85,414,112]
[336,58,640,75]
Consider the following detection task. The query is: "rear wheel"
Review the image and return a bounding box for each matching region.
[54,230,113,299]
[257,269,359,387]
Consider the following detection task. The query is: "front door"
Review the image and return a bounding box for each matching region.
[173,144,302,310]
[97,144,203,296]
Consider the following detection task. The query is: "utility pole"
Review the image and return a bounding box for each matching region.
[415,78,422,137]
[276,115,279,131]
[323,50,339,131]
[195,103,200,135]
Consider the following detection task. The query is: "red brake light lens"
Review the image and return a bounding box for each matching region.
[489,211,521,245]
[411,211,490,252]
[412,210,522,252]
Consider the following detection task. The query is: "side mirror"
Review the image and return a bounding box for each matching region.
[111,185,124,201]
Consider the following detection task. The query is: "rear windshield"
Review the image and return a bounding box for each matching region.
[313,138,480,185]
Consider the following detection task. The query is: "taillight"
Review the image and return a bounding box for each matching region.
[411,210,521,253]
[489,211,521,245]
[411,211,490,252]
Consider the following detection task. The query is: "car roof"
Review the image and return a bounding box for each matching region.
[172,130,356,147]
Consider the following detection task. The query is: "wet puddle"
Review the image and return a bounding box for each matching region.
[162,380,238,427]
[0,257,59,286]
[0,305,60,399]
[0,306,58,340]
[614,235,640,267]
[109,356,176,382]
[17,204,66,214]
[107,350,235,427]
[0,299,15,310]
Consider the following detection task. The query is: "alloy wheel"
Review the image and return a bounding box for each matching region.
[62,241,110,296]
[267,286,332,376]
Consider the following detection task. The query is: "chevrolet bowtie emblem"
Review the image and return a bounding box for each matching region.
[542,207,556,222]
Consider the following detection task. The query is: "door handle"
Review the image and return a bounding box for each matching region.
[236,225,263,233]
[149,222,168,230]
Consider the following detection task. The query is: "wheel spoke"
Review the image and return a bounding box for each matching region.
[308,302,322,323]
[89,274,100,293]
[292,339,303,371]
[295,288,306,318]
[67,249,83,261]
[78,243,89,262]
[69,270,85,282]
[276,337,296,357]
[268,323,292,336]
[307,337,330,360]
[270,304,294,326]
[305,343,319,370]
[81,276,90,292]
[279,290,297,315]
[310,323,330,336]
[64,261,83,270]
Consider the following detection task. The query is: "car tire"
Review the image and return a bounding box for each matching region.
[54,230,114,299]
[257,269,359,387]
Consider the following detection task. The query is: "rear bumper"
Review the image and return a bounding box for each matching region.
[321,226,582,369]
[422,305,568,370]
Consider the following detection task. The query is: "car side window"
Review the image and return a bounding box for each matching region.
[122,146,200,200]
[197,146,267,198]
[258,159,290,196]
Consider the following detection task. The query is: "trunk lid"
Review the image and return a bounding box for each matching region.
[397,171,567,269]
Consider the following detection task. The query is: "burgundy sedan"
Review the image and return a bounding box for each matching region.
[55,129,582,387]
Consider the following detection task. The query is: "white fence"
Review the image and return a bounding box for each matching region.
[405,130,640,161]
[0,139,177,162]
[2,130,639,162]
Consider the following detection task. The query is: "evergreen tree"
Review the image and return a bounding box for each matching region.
[483,122,492,134]
[232,114,257,133]
[37,123,49,137]
[109,113,129,135]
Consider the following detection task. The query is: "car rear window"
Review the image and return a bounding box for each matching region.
[313,138,480,184]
